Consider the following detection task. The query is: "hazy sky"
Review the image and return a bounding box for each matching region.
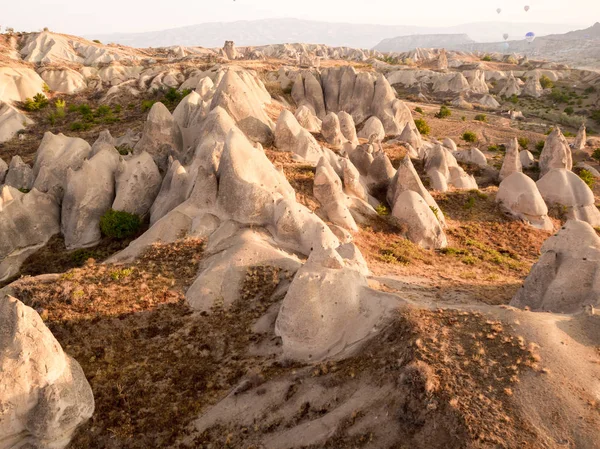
[1,0,594,35]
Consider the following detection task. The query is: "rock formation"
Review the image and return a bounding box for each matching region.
[4,156,34,191]
[496,172,553,230]
[424,144,478,192]
[113,151,162,218]
[357,116,385,142]
[537,168,600,226]
[573,124,587,151]
[539,127,572,176]
[392,190,447,249]
[499,138,523,181]
[511,220,600,313]
[0,294,94,449]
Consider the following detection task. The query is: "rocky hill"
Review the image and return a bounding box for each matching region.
[374,34,475,52]
[1,31,600,449]
[86,18,579,49]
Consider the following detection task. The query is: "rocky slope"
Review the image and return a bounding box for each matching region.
[0,30,599,449]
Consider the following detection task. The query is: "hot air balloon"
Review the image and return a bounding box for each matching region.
[503,33,509,41]
[524,5,530,12]
[525,32,535,43]
[497,8,502,14]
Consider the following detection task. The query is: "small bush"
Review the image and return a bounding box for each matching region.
[508,95,519,104]
[414,118,430,135]
[461,116,466,122]
[55,99,66,118]
[99,209,142,239]
[375,204,390,216]
[93,39,101,44]
[70,121,92,131]
[23,93,49,111]
[535,140,545,152]
[564,106,574,116]
[481,55,492,62]
[429,206,440,220]
[474,114,487,122]
[110,268,134,281]
[113,104,122,114]
[592,148,600,162]
[579,169,595,189]
[488,144,499,152]
[414,107,424,114]
[96,104,112,117]
[592,110,600,125]
[518,137,529,149]
[116,145,132,156]
[42,83,51,93]
[163,87,192,106]
[435,105,451,119]
[141,100,156,112]
[584,86,596,94]
[462,131,477,143]
[550,88,570,103]
[539,75,554,89]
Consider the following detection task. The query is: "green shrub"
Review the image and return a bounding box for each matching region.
[70,121,92,131]
[474,114,487,122]
[579,169,595,189]
[518,137,529,149]
[116,145,132,156]
[592,148,600,162]
[23,93,49,111]
[414,118,430,135]
[550,88,570,103]
[375,204,389,216]
[54,99,66,118]
[113,104,122,114]
[535,140,545,152]
[93,39,101,44]
[591,110,600,125]
[488,144,499,152]
[481,55,492,62]
[42,83,51,93]
[461,116,466,122]
[462,131,477,143]
[99,209,142,239]
[414,107,424,114]
[539,75,554,89]
[96,104,112,116]
[508,95,519,104]
[564,106,574,116]
[585,86,596,94]
[141,100,156,112]
[163,87,192,106]
[435,105,451,119]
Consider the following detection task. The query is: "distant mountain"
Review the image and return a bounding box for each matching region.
[464,22,600,69]
[374,34,475,52]
[86,18,581,49]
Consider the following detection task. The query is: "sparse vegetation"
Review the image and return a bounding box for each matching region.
[474,114,487,122]
[518,137,530,149]
[592,148,600,162]
[92,39,101,44]
[579,169,595,189]
[375,204,390,216]
[23,93,49,111]
[539,75,554,89]
[435,105,451,119]
[564,106,574,116]
[414,118,430,135]
[414,107,423,114]
[535,140,545,152]
[481,55,492,62]
[99,209,142,239]
[550,88,570,103]
[462,131,477,143]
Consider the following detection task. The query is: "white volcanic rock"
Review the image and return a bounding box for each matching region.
[4,156,34,191]
[522,74,544,98]
[357,116,385,142]
[61,147,120,249]
[149,158,196,225]
[424,144,478,192]
[387,155,446,227]
[337,111,359,145]
[0,294,94,449]
[186,227,301,312]
[0,158,7,184]
[499,72,521,97]
[432,72,470,94]
[0,101,33,143]
[218,128,294,226]
[573,124,587,151]
[275,109,325,163]
[314,161,358,231]
[499,137,523,181]
[442,137,458,152]
[321,112,347,148]
[0,187,60,281]
[475,94,500,109]
[511,220,600,313]
[292,71,326,119]
[294,105,322,133]
[275,248,397,362]
[134,102,184,172]
[453,148,487,167]
[113,151,162,218]
[520,150,536,169]
[398,123,422,153]
[32,132,92,198]
[187,106,236,170]
[347,143,374,177]
[272,198,340,256]
[39,68,87,94]
[0,67,46,103]
[367,150,396,191]
[537,168,600,226]
[392,190,447,249]
[497,172,553,230]
[210,68,274,144]
[539,127,573,176]
[464,70,489,94]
